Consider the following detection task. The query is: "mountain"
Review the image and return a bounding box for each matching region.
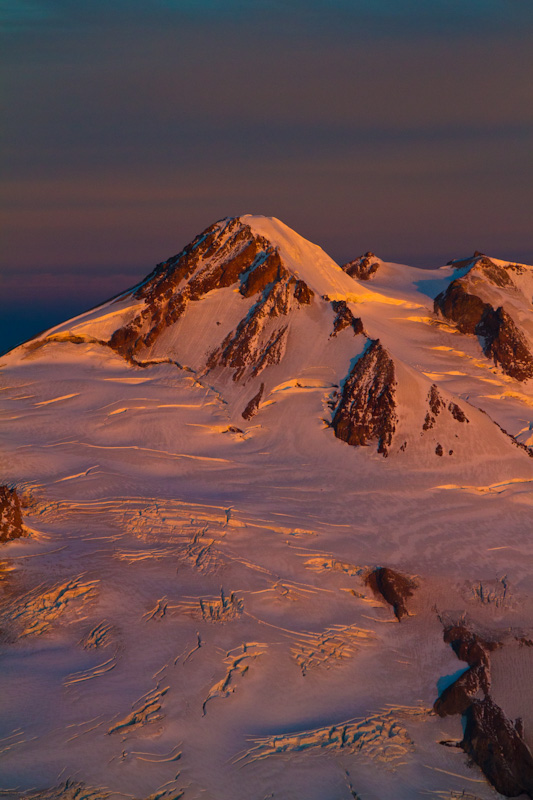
[21,215,533,462]
[2,216,533,800]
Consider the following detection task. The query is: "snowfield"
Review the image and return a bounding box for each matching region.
[1,215,533,800]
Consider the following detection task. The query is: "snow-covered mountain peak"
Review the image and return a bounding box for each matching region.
[7,216,533,464]
[4,220,533,800]
[240,215,360,299]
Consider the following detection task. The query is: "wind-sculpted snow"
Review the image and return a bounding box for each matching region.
[291,623,373,674]
[203,642,266,713]
[174,588,244,622]
[2,576,98,638]
[4,218,533,798]
[4,778,185,800]
[108,684,169,735]
[237,706,427,767]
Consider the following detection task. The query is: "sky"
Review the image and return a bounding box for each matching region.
[1,0,533,352]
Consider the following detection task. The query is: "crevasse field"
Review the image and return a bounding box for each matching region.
[2,216,533,800]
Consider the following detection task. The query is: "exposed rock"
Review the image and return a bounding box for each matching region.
[435,443,444,456]
[434,282,488,336]
[449,402,469,423]
[293,279,314,305]
[366,567,417,621]
[0,486,25,543]
[478,258,514,289]
[109,218,286,361]
[434,263,533,381]
[332,340,397,456]
[423,388,469,433]
[242,383,265,420]
[423,384,446,430]
[25,333,108,353]
[435,663,486,717]
[239,250,285,297]
[207,279,292,381]
[477,306,533,382]
[462,697,533,798]
[432,624,533,798]
[434,625,496,718]
[342,252,381,281]
[442,624,497,670]
[446,254,513,289]
[330,300,364,337]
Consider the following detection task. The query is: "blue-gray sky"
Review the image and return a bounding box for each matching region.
[2,0,532,351]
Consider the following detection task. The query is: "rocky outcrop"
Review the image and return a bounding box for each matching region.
[423,385,446,430]
[109,218,291,361]
[206,279,294,381]
[446,254,514,288]
[463,698,533,798]
[293,279,314,305]
[449,402,468,423]
[434,281,488,335]
[422,386,469,436]
[242,383,265,420]
[107,217,317,382]
[434,624,533,798]
[434,626,495,717]
[342,252,381,281]
[477,307,533,382]
[0,486,25,543]
[434,258,533,381]
[330,300,364,337]
[332,340,397,456]
[366,567,417,621]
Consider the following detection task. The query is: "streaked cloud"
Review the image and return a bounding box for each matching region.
[1,0,532,352]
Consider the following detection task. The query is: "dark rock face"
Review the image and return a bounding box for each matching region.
[435,664,486,716]
[293,279,314,305]
[446,254,514,288]
[462,698,533,798]
[449,402,468,423]
[434,282,488,336]
[434,260,533,381]
[109,218,290,362]
[107,217,316,382]
[330,300,364,337]
[332,340,397,456]
[444,624,496,671]
[342,252,380,281]
[434,624,533,798]
[422,386,469,437]
[423,385,446,430]
[242,383,265,420]
[0,486,25,543]
[434,626,496,718]
[477,307,533,382]
[366,567,417,621]
[206,279,293,381]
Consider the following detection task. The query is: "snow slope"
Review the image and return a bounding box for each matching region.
[2,216,533,800]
